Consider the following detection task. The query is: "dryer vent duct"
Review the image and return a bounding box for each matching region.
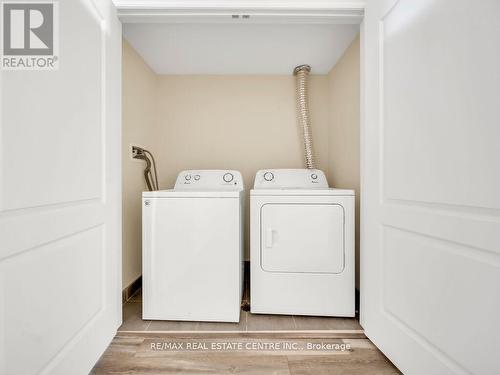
[293,64,315,169]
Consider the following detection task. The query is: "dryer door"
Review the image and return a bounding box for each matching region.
[260,203,344,273]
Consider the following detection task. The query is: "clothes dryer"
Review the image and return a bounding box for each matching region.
[250,169,354,317]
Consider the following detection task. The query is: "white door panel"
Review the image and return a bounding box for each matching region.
[0,0,121,374]
[361,1,500,375]
[2,226,103,375]
[1,0,103,211]
[382,0,500,210]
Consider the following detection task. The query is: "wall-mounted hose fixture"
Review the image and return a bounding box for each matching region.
[132,146,159,191]
[293,64,315,169]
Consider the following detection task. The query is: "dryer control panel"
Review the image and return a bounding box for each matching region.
[175,170,244,190]
[253,169,328,189]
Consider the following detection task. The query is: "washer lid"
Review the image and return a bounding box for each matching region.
[143,189,242,198]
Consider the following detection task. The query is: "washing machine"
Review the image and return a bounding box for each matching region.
[250,169,355,317]
[142,170,244,322]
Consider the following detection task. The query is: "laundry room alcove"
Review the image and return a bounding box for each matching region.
[119,6,362,334]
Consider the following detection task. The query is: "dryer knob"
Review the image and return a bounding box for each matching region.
[185,174,192,181]
[263,172,274,181]
[223,173,234,183]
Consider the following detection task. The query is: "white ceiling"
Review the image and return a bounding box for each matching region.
[123,23,359,75]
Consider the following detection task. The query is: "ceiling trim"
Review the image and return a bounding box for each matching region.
[114,1,365,24]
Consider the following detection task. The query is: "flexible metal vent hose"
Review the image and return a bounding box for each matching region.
[132,146,159,191]
[293,64,315,169]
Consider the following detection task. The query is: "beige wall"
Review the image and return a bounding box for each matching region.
[154,75,330,257]
[327,35,360,287]
[155,75,329,189]
[121,35,360,287]
[122,40,158,288]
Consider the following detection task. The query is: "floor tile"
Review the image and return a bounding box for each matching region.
[197,312,248,331]
[292,315,362,330]
[120,284,362,333]
[246,312,296,331]
[146,319,201,332]
[118,302,150,331]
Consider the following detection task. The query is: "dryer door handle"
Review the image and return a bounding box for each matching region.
[265,228,275,248]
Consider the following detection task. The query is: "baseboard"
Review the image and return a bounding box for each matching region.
[122,275,142,303]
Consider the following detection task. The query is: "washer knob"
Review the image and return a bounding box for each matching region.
[223,173,234,183]
[263,172,274,181]
[194,174,200,181]
[185,174,192,181]
[311,173,318,180]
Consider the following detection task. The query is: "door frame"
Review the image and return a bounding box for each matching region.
[113,0,368,331]
[113,0,366,24]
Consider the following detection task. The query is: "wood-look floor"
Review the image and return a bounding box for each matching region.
[92,334,401,374]
[92,289,401,374]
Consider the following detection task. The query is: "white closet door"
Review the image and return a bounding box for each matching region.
[361,1,500,374]
[0,0,121,374]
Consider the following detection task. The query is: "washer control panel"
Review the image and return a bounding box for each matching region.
[254,169,328,189]
[175,170,243,190]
